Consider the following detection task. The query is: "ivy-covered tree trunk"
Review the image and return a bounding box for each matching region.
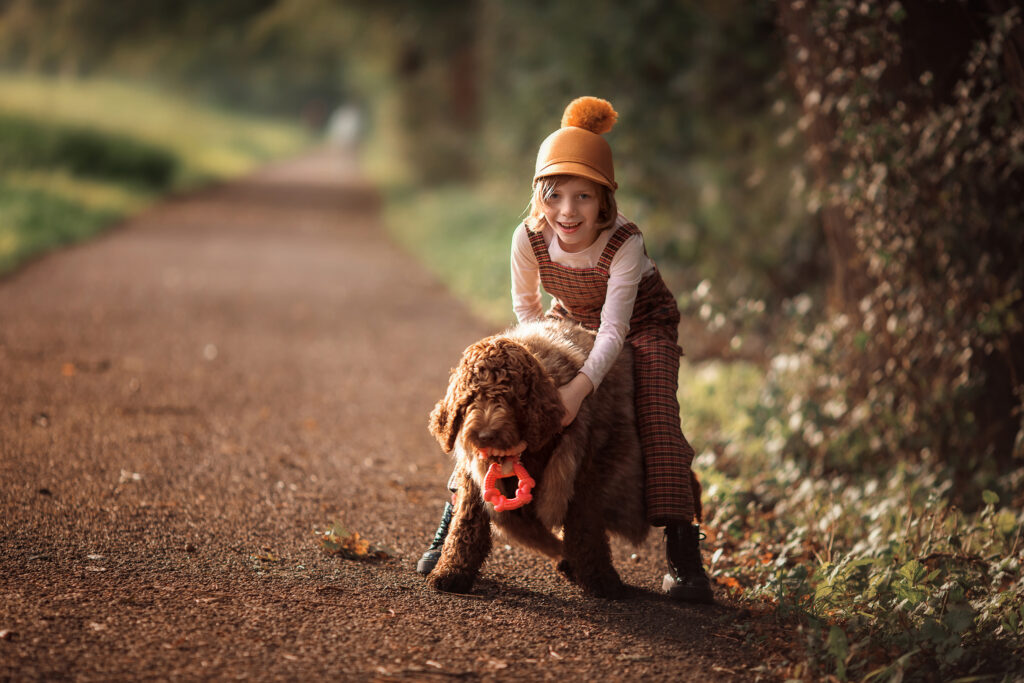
[775,0,1024,479]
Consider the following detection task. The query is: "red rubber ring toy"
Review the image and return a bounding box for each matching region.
[482,457,535,512]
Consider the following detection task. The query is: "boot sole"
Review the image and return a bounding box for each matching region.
[662,573,715,604]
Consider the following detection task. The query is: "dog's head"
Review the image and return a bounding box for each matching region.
[428,336,563,458]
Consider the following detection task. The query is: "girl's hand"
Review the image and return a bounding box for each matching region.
[557,373,594,427]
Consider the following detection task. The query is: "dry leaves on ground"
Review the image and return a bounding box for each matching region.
[316,521,391,561]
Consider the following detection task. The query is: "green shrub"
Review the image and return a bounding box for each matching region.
[0,113,178,188]
[698,430,1024,680]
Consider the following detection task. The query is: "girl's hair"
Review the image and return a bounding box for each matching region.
[525,175,618,233]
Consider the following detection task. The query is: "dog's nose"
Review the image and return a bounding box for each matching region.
[475,429,496,444]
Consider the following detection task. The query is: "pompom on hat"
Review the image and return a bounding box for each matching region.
[534,96,618,191]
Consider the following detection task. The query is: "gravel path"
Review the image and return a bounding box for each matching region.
[1,150,773,681]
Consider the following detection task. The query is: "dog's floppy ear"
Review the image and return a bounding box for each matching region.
[510,346,563,450]
[428,366,471,453]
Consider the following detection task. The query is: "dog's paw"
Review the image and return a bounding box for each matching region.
[555,559,578,584]
[428,571,476,595]
[580,572,627,600]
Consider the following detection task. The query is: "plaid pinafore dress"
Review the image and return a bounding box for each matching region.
[530,222,697,524]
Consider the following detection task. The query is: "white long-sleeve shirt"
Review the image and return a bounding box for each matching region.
[511,215,655,388]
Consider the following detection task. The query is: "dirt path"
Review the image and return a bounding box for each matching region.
[1,151,773,681]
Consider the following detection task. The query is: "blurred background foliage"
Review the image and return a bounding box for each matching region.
[1,0,1022,678]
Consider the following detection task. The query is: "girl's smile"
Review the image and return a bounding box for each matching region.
[541,177,602,253]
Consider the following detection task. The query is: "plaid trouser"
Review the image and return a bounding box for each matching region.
[530,223,697,523]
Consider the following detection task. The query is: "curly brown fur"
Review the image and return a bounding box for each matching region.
[427,319,654,598]
[428,336,563,455]
[428,470,491,594]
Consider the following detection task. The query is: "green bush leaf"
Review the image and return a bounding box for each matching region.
[943,605,976,636]
[982,490,999,505]
[995,509,1017,537]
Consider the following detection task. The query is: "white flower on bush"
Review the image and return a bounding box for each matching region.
[824,399,848,419]
[793,293,813,316]
[771,353,804,373]
[803,425,825,447]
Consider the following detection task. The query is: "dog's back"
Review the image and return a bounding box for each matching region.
[505,319,648,545]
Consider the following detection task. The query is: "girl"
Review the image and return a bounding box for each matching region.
[418,97,712,603]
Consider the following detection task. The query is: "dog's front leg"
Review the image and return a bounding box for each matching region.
[428,480,491,594]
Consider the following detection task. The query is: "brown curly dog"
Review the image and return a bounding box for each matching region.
[427,319,650,598]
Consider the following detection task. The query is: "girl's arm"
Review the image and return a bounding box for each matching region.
[578,234,646,388]
[511,223,544,323]
[558,373,594,427]
[563,235,647,425]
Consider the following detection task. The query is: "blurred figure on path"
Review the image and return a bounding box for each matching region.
[326,103,363,152]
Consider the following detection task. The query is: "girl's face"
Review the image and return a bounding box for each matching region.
[540,176,602,253]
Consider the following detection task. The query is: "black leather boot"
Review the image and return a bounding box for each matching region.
[416,501,454,575]
[662,523,714,603]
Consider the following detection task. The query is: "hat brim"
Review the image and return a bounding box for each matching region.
[534,161,617,191]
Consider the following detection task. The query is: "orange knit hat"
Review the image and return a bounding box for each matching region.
[534,97,618,191]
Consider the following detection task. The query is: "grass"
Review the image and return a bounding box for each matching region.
[0,182,121,273]
[379,181,528,327]
[0,72,310,274]
[0,73,307,183]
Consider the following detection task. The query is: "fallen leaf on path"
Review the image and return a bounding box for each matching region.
[316,522,391,560]
[717,575,742,591]
[616,654,652,662]
[61,363,76,377]
[253,547,281,563]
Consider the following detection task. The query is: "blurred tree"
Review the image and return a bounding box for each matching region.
[776,0,1024,477]
[0,0,355,118]
[377,0,482,183]
[475,0,818,301]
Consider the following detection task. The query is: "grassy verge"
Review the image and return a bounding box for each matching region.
[379,181,526,327]
[0,73,309,274]
[375,173,1024,680]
